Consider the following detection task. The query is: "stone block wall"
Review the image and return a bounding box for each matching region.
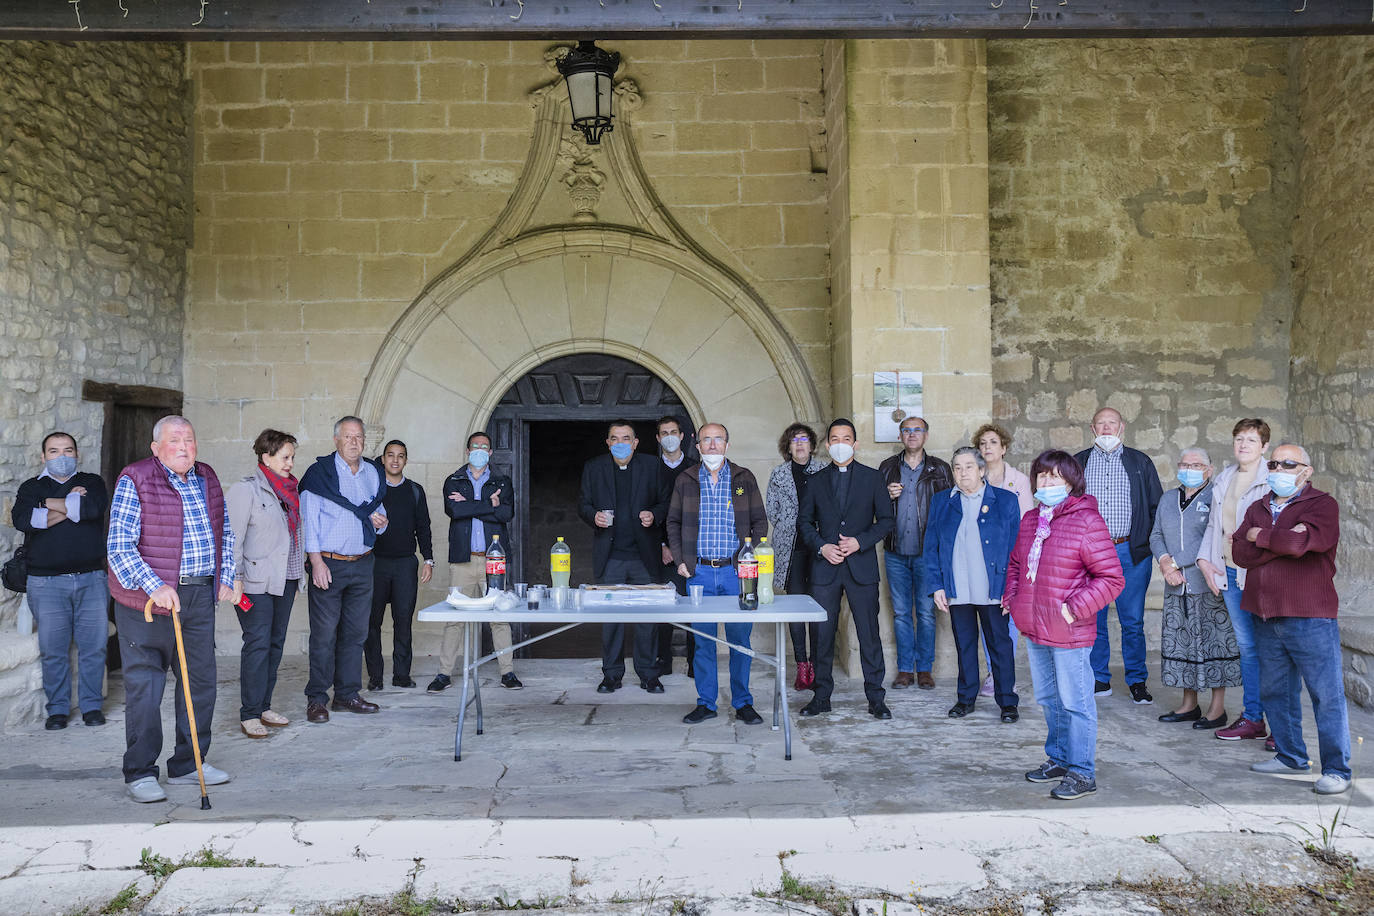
[185,39,831,482]
[0,41,191,723]
[987,39,1297,479]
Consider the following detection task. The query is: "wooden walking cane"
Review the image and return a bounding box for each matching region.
[145,597,212,810]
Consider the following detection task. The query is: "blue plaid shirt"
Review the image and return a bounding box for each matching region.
[1084,445,1132,539]
[696,461,739,560]
[108,462,236,593]
[302,453,387,555]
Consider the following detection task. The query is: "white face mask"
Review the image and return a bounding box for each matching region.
[828,442,855,464]
[660,435,681,453]
[701,454,725,471]
[1094,435,1121,453]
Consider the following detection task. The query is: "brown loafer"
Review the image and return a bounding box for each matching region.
[331,695,381,714]
[891,671,916,689]
[306,702,330,724]
[916,671,935,690]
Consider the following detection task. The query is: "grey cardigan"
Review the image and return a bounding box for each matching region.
[227,467,301,597]
[1148,481,1214,596]
[764,457,826,590]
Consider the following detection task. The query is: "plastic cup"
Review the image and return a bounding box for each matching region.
[689,584,705,606]
[514,583,527,599]
[528,585,542,610]
[602,508,615,524]
[552,586,567,610]
[572,588,584,610]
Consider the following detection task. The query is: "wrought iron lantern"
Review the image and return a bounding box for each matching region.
[557,40,620,145]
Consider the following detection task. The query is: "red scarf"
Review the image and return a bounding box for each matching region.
[260,462,301,547]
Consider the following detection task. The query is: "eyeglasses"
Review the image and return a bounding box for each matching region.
[790,436,811,444]
[900,427,926,435]
[469,443,491,451]
[699,436,727,445]
[1266,459,1308,471]
[1178,463,1208,471]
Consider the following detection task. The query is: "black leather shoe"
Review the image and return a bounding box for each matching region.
[1000,706,1019,723]
[1159,707,1202,723]
[869,702,893,720]
[947,702,973,718]
[682,704,718,724]
[426,674,451,694]
[735,704,763,725]
[596,676,623,694]
[44,714,68,731]
[799,698,831,717]
[392,676,416,688]
[1194,711,1228,729]
[640,678,665,694]
[82,710,106,726]
[367,679,384,692]
[331,696,381,714]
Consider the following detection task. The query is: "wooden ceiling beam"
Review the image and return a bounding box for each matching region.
[4,0,1373,41]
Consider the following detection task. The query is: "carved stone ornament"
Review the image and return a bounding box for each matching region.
[558,136,606,223]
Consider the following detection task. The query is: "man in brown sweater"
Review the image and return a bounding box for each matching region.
[1232,443,1349,795]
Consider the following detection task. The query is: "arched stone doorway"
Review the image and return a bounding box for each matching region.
[491,352,691,658]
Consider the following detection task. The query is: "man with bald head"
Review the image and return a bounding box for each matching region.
[1232,443,1350,795]
[107,416,236,803]
[1075,406,1162,705]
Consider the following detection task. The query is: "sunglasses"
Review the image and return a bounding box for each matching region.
[1266,459,1308,471]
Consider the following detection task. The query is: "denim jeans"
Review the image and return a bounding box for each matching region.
[28,571,108,716]
[1090,542,1151,685]
[885,551,935,673]
[689,565,752,711]
[1252,615,1351,778]
[1222,566,1264,722]
[1026,641,1097,780]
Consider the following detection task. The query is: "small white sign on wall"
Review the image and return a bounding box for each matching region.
[874,371,923,443]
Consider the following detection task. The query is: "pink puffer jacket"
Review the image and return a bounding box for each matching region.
[1003,494,1125,649]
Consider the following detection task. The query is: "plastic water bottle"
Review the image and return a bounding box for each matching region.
[550,536,571,589]
[737,537,758,610]
[485,535,507,594]
[755,536,775,604]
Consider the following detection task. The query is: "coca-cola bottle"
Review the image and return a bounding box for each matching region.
[737,537,759,610]
[485,535,507,594]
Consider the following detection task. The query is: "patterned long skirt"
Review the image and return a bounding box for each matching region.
[1160,590,1242,690]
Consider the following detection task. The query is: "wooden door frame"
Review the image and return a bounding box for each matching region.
[81,381,183,486]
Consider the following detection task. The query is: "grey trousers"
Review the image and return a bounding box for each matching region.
[113,584,217,783]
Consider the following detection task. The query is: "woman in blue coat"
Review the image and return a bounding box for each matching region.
[924,446,1023,722]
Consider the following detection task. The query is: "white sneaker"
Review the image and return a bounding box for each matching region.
[127,776,167,803]
[168,763,231,786]
[1314,773,1351,795]
[1250,756,1310,774]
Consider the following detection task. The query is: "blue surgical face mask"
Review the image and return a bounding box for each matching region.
[1177,468,1205,488]
[1035,484,1069,507]
[610,442,634,461]
[468,448,490,469]
[1267,471,1299,498]
[44,455,77,479]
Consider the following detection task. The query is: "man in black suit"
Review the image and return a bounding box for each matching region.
[798,418,896,720]
[579,419,672,694]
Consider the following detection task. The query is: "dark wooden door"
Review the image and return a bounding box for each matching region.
[488,353,691,658]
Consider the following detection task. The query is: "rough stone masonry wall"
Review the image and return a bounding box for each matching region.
[0,41,191,722]
[185,39,830,482]
[987,39,1296,478]
[1291,37,1374,702]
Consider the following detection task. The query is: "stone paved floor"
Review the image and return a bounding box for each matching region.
[2,653,1373,914]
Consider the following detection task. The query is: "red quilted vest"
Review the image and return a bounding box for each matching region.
[107,457,226,616]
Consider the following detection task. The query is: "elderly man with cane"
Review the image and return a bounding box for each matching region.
[108,416,236,805]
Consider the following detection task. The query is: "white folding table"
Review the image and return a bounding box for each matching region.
[416,595,828,762]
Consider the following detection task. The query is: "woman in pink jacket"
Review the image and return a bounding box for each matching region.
[1003,450,1125,800]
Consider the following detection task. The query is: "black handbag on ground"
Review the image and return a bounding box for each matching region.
[2,542,28,594]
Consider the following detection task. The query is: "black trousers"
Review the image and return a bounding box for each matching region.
[811,564,886,706]
[306,554,373,705]
[656,558,689,669]
[787,547,819,663]
[238,581,297,721]
[364,555,419,682]
[600,556,657,681]
[950,603,1018,707]
[113,584,216,783]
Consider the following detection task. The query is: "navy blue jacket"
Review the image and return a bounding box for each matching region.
[922,485,1022,603]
